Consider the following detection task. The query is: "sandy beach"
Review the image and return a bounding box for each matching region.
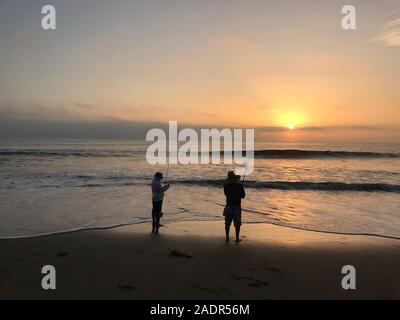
[0,221,399,299]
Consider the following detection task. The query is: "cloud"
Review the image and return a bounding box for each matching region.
[256,126,289,133]
[0,119,157,139]
[373,18,400,46]
[211,35,250,53]
[0,101,146,123]
[388,0,400,16]
[73,102,98,110]
[0,103,75,120]
[296,125,380,131]
[200,112,217,118]
[258,105,279,112]
[255,125,383,133]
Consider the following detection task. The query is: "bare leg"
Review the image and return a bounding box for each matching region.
[235,225,241,243]
[155,216,160,234]
[225,223,230,242]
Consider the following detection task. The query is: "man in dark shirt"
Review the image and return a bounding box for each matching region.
[223,171,246,242]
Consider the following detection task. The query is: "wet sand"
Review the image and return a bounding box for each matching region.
[0,221,399,299]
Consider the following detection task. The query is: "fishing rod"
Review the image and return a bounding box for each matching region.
[164,160,170,186]
[161,160,170,220]
[242,159,249,184]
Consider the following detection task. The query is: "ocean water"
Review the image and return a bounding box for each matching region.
[0,140,399,239]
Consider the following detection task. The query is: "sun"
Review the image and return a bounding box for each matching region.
[278,111,305,130]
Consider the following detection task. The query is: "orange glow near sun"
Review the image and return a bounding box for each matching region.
[278,111,306,130]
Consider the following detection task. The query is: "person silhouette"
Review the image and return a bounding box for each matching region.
[151,172,170,233]
[223,171,245,242]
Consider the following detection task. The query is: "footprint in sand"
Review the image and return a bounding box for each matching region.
[169,249,193,258]
[232,273,269,287]
[248,279,269,287]
[56,251,69,258]
[117,284,135,290]
[191,284,216,293]
[265,266,283,274]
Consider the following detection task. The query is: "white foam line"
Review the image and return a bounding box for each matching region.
[0,218,148,240]
[212,202,400,240]
[0,220,98,240]
[0,209,190,240]
[245,221,400,241]
[1,212,399,241]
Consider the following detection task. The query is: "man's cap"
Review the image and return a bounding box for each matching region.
[227,170,241,182]
[154,172,163,179]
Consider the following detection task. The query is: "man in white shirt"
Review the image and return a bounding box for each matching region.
[151,172,170,233]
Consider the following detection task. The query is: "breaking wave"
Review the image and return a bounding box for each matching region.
[1,149,399,159]
[32,175,400,193]
[169,180,400,192]
[252,149,400,158]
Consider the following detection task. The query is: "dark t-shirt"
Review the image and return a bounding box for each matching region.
[224,182,245,207]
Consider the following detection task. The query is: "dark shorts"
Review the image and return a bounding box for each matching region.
[223,205,242,227]
[152,200,163,219]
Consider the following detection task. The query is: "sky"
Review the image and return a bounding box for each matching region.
[0,0,399,142]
